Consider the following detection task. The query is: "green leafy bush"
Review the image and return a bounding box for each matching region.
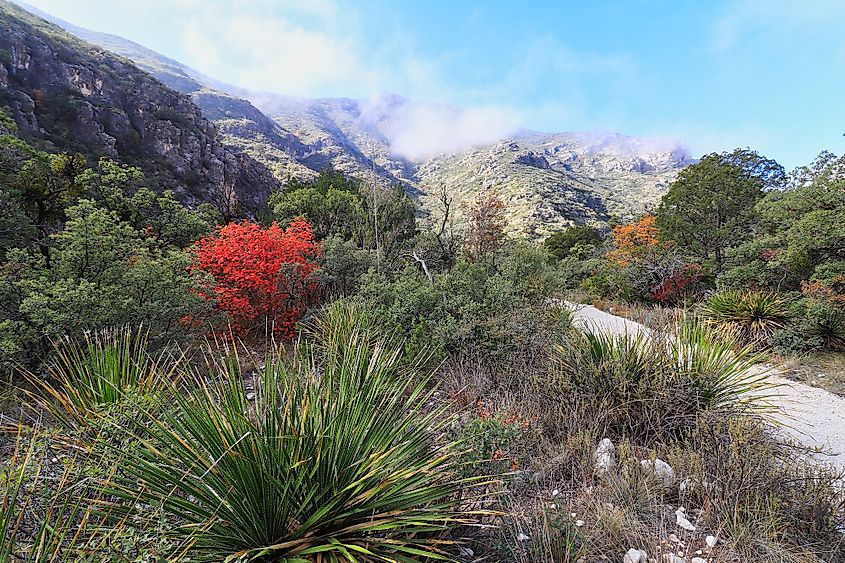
[544,225,603,260]
[457,410,538,477]
[355,246,568,373]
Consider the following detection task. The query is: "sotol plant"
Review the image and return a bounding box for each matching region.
[104,309,487,561]
[553,320,775,442]
[24,328,176,428]
[699,290,790,346]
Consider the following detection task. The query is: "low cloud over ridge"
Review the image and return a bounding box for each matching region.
[360,95,522,161]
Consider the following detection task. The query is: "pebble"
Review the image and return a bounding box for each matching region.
[675,507,696,531]
[705,535,717,548]
[516,532,530,541]
[624,548,648,563]
[641,458,676,488]
[595,438,617,476]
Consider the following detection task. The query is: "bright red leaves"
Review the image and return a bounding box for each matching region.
[191,219,321,339]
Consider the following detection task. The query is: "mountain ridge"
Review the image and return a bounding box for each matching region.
[6,1,695,236]
[0,0,280,217]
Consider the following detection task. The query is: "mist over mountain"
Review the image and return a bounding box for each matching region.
[6,0,695,236]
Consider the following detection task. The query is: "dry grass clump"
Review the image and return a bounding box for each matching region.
[669,414,845,562]
[445,320,843,562]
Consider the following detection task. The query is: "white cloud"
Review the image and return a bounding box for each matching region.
[180,13,378,97]
[360,96,522,160]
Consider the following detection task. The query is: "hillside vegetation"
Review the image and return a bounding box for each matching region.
[0,3,843,562]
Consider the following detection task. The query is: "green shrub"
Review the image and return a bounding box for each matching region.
[355,251,567,372]
[803,301,845,351]
[104,314,485,561]
[699,290,791,346]
[457,412,538,477]
[772,324,824,357]
[543,226,603,260]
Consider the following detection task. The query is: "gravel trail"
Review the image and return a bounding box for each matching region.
[569,303,845,469]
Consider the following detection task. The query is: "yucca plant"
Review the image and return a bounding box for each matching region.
[805,302,845,351]
[671,320,777,413]
[556,330,664,398]
[25,327,177,427]
[103,313,486,562]
[699,290,791,346]
[554,329,679,442]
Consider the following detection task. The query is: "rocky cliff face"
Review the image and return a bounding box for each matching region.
[0,1,278,215]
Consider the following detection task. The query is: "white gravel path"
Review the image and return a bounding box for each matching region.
[569,303,845,469]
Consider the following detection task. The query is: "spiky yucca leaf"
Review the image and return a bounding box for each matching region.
[25,327,177,427]
[700,290,790,346]
[554,319,778,441]
[671,320,778,413]
[103,317,486,562]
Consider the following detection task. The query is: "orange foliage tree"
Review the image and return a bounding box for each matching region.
[191,219,322,339]
[607,215,660,266]
[606,215,704,303]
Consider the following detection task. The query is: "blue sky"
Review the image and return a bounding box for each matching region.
[19,0,845,168]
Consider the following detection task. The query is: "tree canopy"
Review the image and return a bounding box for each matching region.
[657,148,785,273]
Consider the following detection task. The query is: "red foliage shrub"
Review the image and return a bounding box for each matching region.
[651,263,704,304]
[191,219,322,339]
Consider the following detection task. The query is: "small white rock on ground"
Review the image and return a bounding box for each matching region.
[595,437,617,476]
[624,548,648,563]
[570,304,845,469]
[641,457,675,488]
[675,507,696,531]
